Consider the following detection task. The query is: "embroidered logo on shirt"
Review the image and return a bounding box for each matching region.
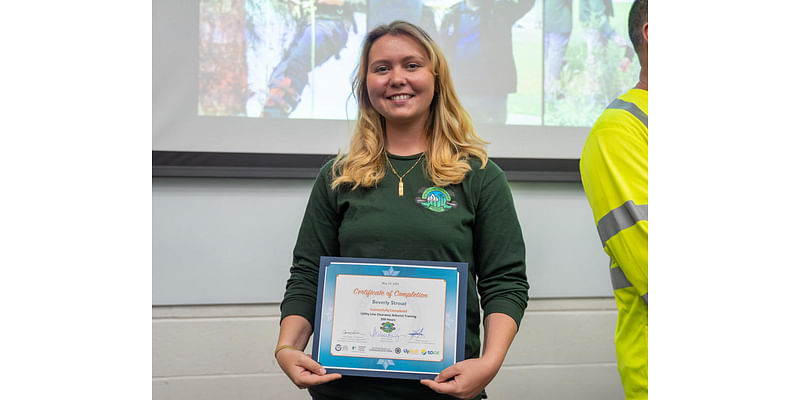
[416,186,457,212]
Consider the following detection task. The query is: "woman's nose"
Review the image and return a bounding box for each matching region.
[389,70,407,86]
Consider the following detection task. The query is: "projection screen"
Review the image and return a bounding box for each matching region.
[153,0,640,178]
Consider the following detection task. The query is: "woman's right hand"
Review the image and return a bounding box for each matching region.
[275,347,342,389]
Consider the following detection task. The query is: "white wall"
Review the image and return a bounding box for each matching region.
[152,179,612,304]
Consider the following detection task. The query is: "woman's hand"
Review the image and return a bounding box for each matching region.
[420,356,501,400]
[275,347,342,389]
[421,313,518,399]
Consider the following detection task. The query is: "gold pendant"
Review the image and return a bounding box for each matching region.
[398,180,404,197]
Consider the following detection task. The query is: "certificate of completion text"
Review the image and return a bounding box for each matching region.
[330,274,446,362]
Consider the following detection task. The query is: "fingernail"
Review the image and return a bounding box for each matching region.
[320,368,326,374]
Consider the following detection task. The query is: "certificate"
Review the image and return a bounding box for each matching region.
[312,257,467,380]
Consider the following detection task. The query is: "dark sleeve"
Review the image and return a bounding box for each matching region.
[473,161,530,329]
[280,161,341,328]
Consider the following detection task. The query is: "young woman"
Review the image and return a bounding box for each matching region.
[274,21,529,400]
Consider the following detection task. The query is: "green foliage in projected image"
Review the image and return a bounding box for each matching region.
[544,0,640,127]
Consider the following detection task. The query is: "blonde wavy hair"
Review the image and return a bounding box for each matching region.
[331,20,488,190]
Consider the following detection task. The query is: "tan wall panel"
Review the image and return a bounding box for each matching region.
[486,365,623,400]
[153,299,624,399]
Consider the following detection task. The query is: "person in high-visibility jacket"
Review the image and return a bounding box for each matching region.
[579,1,648,398]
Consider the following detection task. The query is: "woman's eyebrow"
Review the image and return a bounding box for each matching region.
[368,55,426,68]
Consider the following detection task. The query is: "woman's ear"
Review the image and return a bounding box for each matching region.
[642,22,648,43]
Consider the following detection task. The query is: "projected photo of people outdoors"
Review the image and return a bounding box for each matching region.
[197,0,638,128]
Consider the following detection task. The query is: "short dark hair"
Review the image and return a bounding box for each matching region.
[628,0,647,54]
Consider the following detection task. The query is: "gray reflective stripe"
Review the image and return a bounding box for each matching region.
[597,200,648,246]
[607,98,648,128]
[610,267,633,290]
[610,267,649,305]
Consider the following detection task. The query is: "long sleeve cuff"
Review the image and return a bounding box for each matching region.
[482,296,527,331]
[279,298,317,329]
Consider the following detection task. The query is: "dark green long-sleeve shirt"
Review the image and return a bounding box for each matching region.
[281,153,530,400]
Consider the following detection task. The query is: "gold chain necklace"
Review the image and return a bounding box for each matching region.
[385,152,424,197]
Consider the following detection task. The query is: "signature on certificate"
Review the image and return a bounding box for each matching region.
[408,328,424,338]
[371,327,400,339]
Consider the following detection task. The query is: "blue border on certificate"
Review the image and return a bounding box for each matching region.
[313,257,467,380]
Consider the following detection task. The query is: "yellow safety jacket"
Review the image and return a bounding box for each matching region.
[580,88,648,399]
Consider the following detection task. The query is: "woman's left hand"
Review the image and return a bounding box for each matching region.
[420,356,501,400]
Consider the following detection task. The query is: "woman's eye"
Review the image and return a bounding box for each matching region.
[375,66,389,73]
[407,63,420,69]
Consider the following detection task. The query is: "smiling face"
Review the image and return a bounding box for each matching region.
[365,34,436,128]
